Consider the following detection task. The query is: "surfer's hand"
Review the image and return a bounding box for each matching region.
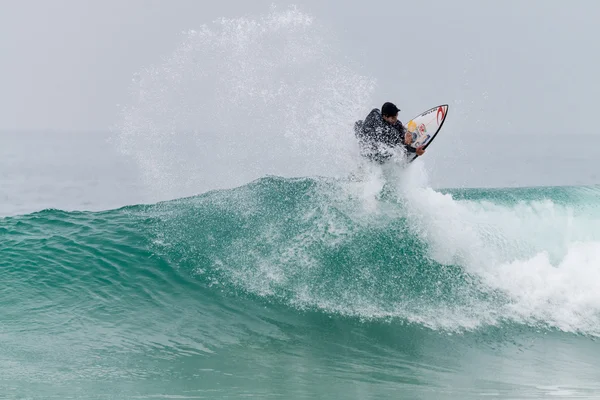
[404,132,412,145]
[416,146,425,156]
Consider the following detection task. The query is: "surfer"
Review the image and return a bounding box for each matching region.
[354,102,425,163]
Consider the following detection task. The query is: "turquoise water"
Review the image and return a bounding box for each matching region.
[4,5,600,399]
[3,175,600,399]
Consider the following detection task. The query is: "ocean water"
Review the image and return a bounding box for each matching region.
[3,6,600,400]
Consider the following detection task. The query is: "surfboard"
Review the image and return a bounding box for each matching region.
[405,104,449,162]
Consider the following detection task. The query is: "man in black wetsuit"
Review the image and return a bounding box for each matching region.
[354,102,425,163]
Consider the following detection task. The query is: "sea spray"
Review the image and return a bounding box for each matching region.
[115,5,375,201]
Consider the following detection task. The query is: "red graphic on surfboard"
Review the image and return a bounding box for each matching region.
[437,106,445,125]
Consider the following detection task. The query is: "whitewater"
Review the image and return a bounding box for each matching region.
[2,5,600,400]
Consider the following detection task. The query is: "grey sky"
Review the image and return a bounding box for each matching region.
[1,0,598,137]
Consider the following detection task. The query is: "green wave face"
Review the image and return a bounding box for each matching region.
[3,176,600,399]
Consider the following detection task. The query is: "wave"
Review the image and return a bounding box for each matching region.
[3,175,600,339]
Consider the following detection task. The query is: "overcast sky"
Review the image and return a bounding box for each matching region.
[1,0,598,137]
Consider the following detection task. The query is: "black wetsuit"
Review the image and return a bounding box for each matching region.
[354,108,416,163]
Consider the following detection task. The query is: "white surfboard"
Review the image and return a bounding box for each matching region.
[405,104,448,162]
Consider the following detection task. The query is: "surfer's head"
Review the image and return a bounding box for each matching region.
[381,102,400,124]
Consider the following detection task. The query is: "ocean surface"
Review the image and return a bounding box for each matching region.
[2,129,600,399]
[3,6,600,400]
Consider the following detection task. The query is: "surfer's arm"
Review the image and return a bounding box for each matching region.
[403,144,417,153]
[403,131,412,146]
[394,122,414,152]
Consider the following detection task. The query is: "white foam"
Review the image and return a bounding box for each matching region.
[398,181,600,335]
[331,164,600,333]
[486,241,600,333]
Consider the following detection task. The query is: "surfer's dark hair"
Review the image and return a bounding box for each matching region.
[381,102,400,117]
